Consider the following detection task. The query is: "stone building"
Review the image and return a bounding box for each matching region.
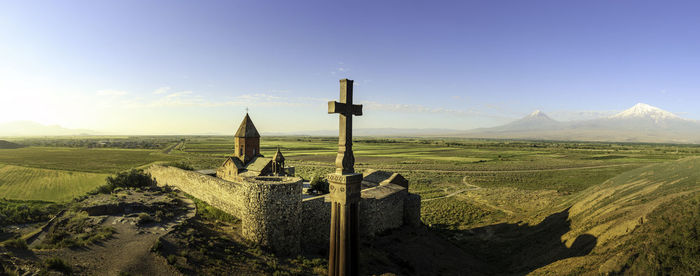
[149,113,421,255]
[217,113,290,181]
[362,169,409,188]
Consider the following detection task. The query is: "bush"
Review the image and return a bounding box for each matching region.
[95,169,155,194]
[167,254,178,265]
[5,238,27,249]
[137,213,154,225]
[44,257,72,274]
[0,199,63,226]
[309,174,329,194]
[151,238,162,253]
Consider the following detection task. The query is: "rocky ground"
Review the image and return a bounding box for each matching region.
[1,187,195,275]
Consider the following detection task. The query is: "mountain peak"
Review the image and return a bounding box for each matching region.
[526,109,551,119]
[611,103,680,121]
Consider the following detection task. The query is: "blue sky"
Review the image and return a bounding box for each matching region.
[1,0,699,134]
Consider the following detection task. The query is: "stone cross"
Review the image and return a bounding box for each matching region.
[327,79,363,276]
[328,79,363,174]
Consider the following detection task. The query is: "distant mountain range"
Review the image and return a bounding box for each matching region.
[3,103,699,144]
[456,103,700,143]
[0,121,98,136]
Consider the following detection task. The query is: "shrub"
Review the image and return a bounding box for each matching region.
[0,199,63,226]
[309,174,329,194]
[44,257,72,274]
[151,238,162,253]
[167,254,178,265]
[137,213,154,225]
[94,169,156,194]
[4,238,27,249]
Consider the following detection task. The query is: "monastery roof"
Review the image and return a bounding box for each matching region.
[362,169,408,188]
[245,156,271,172]
[234,113,261,138]
[223,156,245,169]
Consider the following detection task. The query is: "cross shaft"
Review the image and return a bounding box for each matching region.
[328,79,362,174]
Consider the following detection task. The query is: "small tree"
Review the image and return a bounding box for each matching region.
[309,174,329,194]
[96,169,156,193]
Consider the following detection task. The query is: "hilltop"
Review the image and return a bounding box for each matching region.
[0,140,23,149]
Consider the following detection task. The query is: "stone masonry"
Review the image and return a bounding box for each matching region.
[147,165,421,255]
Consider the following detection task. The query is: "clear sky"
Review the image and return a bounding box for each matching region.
[1,0,699,134]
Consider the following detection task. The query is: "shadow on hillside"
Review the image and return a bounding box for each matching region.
[448,207,597,274]
[360,208,596,275]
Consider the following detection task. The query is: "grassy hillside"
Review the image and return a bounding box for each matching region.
[0,165,108,202]
[0,140,22,149]
[532,157,700,274]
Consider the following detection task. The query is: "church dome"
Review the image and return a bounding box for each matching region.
[235,113,261,138]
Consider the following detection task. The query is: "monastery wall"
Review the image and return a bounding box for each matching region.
[300,183,419,254]
[240,176,302,256]
[148,165,246,218]
[147,165,421,255]
[147,165,303,255]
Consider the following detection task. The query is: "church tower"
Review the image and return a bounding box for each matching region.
[234,113,261,164]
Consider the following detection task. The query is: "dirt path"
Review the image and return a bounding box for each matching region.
[422,176,515,215]
[35,193,196,276]
[162,141,183,154]
[422,177,481,202]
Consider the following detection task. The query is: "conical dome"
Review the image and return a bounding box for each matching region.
[234,113,260,138]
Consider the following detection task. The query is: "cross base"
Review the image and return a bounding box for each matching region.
[327,172,362,276]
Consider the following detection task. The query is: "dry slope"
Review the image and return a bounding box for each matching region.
[534,156,700,274]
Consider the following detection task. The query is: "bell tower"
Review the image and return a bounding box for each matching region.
[234,113,261,164]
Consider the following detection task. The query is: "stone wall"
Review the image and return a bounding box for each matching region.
[240,176,302,256]
[148,165,246,218]
[147,166,302,255]
[300,183,415,254]
[147,165,421,256]
[359,184,407,237]
[300,195,332,254]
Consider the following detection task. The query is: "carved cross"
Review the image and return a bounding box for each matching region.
[328,79,363,174]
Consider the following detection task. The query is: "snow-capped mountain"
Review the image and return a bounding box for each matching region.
[459,103,700,143]
[610,103,681,122]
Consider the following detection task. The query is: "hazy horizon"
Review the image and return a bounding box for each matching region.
[2,1,700,135]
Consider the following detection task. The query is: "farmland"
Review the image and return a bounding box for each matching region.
[0,136,698,274]
[1,136,699,206]
[0,165,107,202]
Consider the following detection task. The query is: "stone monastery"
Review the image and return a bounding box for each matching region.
[217,113,291,180]
[147,113,421,255]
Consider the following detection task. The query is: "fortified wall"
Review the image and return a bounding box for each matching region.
[146,165,421,255]
[147,165,302,255]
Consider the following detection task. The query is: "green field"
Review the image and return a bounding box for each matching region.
[0,147,180,173]
[0,164,108,202]
[0,136,698,274]
[1,136,699,213]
